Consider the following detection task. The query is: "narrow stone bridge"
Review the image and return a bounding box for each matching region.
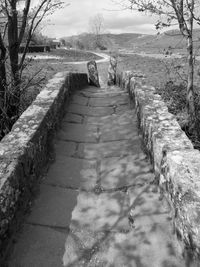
[7,81,185,266]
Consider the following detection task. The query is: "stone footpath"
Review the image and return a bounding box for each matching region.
[8,85,185,267]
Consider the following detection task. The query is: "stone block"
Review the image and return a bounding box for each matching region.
[7,225,67,267]
[63,113,83,124]
[71,95,88,106]
[100,155,153,189]
[87,60,100,87]
[68,103,114,117]
[88,94,129,107]
[70,190,130,231]
[122,71,133,92]
[107,56,117,86]
[99,117,138,142]
[43,157,97,190]
[26,184,78,227]
[58,122,98,143]
[77,139,142,159]
[54,141,77,157]
[160,150,200,254]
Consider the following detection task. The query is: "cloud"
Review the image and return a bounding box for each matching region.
[105,14,156,29]
[42,0,157,37]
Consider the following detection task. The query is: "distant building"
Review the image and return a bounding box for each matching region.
[51,39,61,49]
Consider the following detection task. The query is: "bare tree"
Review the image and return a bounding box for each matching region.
[117,0,200,124]
[0,0,65,136]
[89,13,104,49]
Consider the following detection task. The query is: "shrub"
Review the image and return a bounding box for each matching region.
[156,81,200,149]
[19,45,51,53]
[156,81,187,114]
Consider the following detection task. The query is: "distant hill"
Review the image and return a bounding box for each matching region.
[62,32,156,51]
[62,29,200,54]
[102,33,151,49]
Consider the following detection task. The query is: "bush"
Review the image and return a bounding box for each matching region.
[98,44,107,50]
[19,45,50,53]
[156,81,200,149]
[156,81,187,114]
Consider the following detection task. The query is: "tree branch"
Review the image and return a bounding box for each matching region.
[18,0,31,45]
[19,0,65,72]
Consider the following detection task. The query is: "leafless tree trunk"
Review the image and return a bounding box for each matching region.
[0,34,6,101]
[118,0,200,124]
[0,0,65,138]
[89,13,104,49]
[7,0,20,115]
[186,0,195,122]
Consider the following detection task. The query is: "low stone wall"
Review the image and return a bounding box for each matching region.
[117,71,200,258]
[0,71,88,257]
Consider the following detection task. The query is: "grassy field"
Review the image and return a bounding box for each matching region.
[66,30,200,55]
[118,53,200,87]
[23,48,101,61]
[52,49,101,61]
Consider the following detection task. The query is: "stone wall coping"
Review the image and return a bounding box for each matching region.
[117,70,200,258]
[0,72,67,159]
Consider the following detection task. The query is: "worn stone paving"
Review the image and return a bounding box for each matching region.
[8,85,186,267]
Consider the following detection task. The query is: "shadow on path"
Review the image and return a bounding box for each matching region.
[7,67,187,267]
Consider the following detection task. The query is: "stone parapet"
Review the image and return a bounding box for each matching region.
[117,71,200,258]
[161,149,200,255]
[0,72,88,257]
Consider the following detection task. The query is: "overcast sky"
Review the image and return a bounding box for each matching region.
[42,0,158,38]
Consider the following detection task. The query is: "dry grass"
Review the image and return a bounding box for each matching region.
[118,53,200,87]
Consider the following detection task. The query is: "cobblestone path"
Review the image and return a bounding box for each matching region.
[8,85,185,267]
